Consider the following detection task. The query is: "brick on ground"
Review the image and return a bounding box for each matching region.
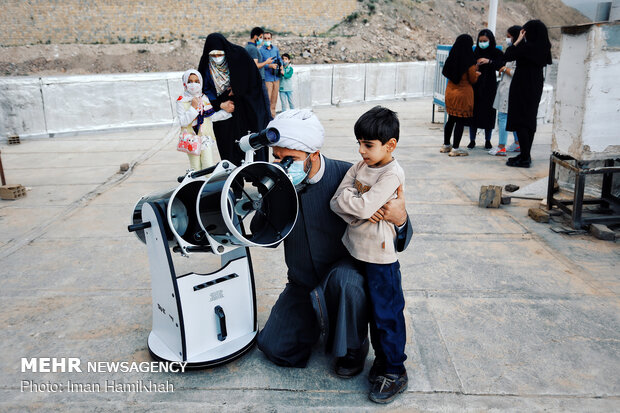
[589,224,616,241]
[528,207,550,223]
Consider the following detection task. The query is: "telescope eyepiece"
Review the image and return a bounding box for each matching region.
[279,156,295,171]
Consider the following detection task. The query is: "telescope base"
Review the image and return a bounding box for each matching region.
[140,202,259,371]
[147,330,258,369]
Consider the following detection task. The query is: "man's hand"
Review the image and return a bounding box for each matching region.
[368,185,407,226]
[221,101,235,113]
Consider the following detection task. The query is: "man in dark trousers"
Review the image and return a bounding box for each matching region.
[256,110,413,380]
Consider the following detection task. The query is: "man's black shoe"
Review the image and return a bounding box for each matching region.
[334,338,369,378]
[368,358,386,383]
[506,157,531,168]
[506,155,521,165]
[467,140,476,149]
[369,371,408,404]
[485,140,493,149]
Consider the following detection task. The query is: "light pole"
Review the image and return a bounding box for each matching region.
[488,0,498,34]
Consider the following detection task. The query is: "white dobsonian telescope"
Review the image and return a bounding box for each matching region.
[128,128,297,368]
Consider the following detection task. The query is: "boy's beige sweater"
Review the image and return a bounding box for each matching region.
[330,159,405,264]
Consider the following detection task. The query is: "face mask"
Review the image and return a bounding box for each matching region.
[287,156,310,187]
[506,38,512,46]
[212,55,225,65]
[479,41,490,49]
[256,38,263,46]
[187,83,202,96]
[264,41,272,47]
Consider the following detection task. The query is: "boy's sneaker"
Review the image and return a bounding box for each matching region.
[440,144,452,153]
[368,358,387,384]
[485,140,493,149]
[507,142,520,152]
[448,148,469,157]
[467,141,476,149]
[369,371,408,404]
[489,147,506,156]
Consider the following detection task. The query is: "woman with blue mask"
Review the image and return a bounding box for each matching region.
[469,29,504,150]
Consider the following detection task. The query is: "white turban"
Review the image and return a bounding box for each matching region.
[267,109,324,153]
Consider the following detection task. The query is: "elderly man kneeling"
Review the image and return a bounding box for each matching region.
[256,109,413,378]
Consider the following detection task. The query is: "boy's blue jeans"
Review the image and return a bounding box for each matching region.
[279,91,294,111]
[364,260,407,374]
[497,112,519,146]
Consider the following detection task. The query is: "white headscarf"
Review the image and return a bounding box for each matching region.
[267,109,325,153]
[182,69,203,97]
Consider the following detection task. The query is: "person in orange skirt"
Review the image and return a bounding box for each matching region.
[441,34,480,157]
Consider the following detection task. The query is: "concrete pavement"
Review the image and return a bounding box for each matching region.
[0,99,619,411]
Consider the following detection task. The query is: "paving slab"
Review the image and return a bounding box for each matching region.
[429,296,620,396]
[0,99,618,411]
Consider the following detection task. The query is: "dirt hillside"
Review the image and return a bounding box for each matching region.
[0,0,588,76]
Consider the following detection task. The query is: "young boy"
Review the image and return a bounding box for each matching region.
[330,106,408,404]
[279,53,294,111]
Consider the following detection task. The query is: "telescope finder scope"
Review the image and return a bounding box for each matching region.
[239,127,280,153]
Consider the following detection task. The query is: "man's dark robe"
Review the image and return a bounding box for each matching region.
[257,156,413,367]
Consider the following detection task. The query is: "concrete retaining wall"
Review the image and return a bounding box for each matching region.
[0,61,553,139]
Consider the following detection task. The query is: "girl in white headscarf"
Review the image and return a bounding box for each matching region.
[176,69,234,170]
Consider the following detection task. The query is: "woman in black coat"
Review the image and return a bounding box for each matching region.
[503,20,552,168]
[468,29,504,150]
[198,33,272,166]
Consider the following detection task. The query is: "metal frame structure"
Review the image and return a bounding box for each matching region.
[432,45,451,124]
[547,152,620,229]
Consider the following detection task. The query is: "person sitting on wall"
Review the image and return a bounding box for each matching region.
[255,109,413,379]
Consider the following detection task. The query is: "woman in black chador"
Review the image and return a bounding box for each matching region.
[198,33,271,166]
[468,29,504,150]
[503,20,552,168]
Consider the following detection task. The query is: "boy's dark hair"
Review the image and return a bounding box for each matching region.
[282,53,291,60]
[250,27,264,39]
[354,106,399,144]
[264,31,273,37]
